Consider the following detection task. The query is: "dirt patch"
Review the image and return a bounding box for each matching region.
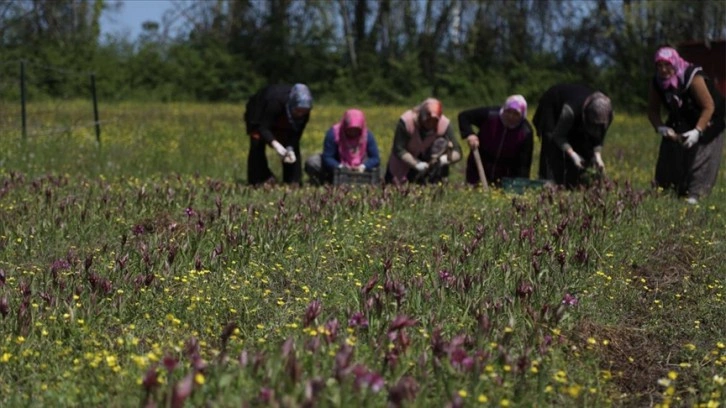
[571,240,700,406]
[633,240,697,291]
[574,320,674,407]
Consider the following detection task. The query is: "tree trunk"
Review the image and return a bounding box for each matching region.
[338,0,357,69]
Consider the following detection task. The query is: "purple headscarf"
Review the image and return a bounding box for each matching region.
[654,47,691,90]
[499,94,527,128]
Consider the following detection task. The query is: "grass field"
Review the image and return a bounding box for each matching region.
[0,101,724,407]
[0,101,660,184]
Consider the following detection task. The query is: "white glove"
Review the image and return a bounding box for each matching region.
[657,126,677,140]
[594,152,605,172]
[355,164,366,173]
[271,140,287,157]
[414,161,429,172]
[681,129,701,149]
[568,150,585,169]
[438,155,449,166]
[283,149,296,164]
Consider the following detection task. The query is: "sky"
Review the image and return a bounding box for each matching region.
[101,0,176,40]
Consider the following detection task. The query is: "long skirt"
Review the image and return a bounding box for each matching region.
[655,131,724,198]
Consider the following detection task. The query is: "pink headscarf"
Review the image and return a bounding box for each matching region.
[333,109,368,167]
[654,47,691,90]
[499,94,527,126]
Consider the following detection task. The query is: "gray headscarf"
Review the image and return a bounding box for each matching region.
[288,84,313,110]
[286,83,313,130]
[583,92,612,125]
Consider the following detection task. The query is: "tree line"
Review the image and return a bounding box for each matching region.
[1,0,724,109]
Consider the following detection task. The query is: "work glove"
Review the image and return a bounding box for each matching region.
[681,129,701,149]
[466,135,479,149]
[271,140,288,157]
[438,155,449,166]
[414,161,429,172]
[355,164,366,173]
[568,150,585,169]
[594,151,605,172]
[657,126,677,141]
[283,148,296,164]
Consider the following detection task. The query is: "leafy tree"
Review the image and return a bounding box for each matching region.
[1,0,725,109]
[0,0,106,97]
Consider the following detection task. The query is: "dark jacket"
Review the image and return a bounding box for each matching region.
[532,83,612,156]
[244,84,310,145]
[533,83,612,186]
[458,107,533,183]
[652,66,726,141]
[322,129,381,171]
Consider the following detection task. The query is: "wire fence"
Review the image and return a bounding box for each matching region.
[0,60,103,143]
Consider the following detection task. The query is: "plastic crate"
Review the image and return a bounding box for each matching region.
[501,177,548,194]
[333,167,380,186]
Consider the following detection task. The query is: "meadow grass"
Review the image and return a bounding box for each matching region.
[0,101,660,185]
[0,102,724,407]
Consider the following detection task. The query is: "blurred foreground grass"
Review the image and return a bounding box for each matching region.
[0,102,723,407]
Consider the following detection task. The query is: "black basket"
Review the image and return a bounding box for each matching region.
[333,167,380,186]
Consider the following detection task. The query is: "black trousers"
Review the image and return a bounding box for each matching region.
[247,139,302,185]
[303,153,333,185]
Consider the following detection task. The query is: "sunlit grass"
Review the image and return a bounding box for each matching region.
[0,102,724,407]
[0,100,666,187]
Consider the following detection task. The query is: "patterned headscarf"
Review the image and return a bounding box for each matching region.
[583,92,612,125]
[414,98,443,127]
[499,94,527,128]
[286,83,312,130]
[654,47,691,90]
[288,83,313,110]
[333,109,368,167]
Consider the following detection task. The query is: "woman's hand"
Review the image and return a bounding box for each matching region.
[681,128,701,149]
[567,149,585,169]
[657,126,678,141]
[594,151,605,172]
[466,134,479,149]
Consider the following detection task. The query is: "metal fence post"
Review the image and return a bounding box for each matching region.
[90,73,101,145]
[20,60,27,140]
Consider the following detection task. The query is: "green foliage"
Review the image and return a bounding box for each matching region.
[1,1,725,108]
